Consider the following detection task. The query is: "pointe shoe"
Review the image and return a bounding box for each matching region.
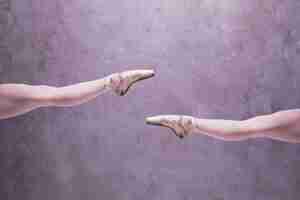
[146,115,194,139]
[109,69,155,96]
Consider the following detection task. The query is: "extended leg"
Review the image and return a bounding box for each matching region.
[146,109,300,143]
[0,69,154,119]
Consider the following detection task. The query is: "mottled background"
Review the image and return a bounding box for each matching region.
[1,0,300,199]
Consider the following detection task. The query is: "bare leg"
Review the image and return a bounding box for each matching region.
[146,109,300,143]
[0,69,154,119]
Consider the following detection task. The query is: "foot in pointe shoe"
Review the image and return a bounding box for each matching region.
[109,69,155,96]
[146,115,194,139]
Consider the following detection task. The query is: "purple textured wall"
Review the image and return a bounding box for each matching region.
[1,0,300,199]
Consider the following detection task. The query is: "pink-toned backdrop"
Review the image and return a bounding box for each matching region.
[1,0,300,199]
